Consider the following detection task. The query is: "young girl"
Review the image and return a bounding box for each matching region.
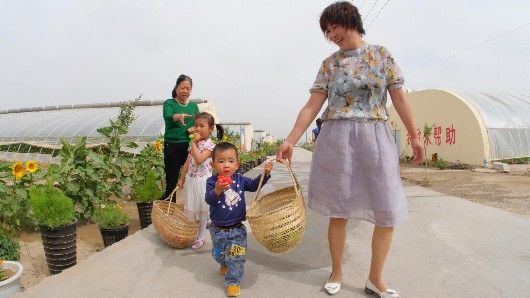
[178,112,224,250]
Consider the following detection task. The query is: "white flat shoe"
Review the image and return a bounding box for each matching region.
[324,274,342,295]
[364,278,399,298]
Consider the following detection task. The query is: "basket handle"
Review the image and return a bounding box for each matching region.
[163,186,180,215]
[253,159,300,203]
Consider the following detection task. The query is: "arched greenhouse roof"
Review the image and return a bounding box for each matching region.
[0,99,217,149]
[451,91,530,159]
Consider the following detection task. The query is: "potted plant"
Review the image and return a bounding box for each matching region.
[134,171,164,229]
[129,137,165,229]
[29,177,77,275]
[0,259,23,298]
[92,203,130,247]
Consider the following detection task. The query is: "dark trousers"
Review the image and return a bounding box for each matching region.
[163,142,189,201]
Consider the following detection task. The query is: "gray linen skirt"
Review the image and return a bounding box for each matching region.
[308,119,408,227]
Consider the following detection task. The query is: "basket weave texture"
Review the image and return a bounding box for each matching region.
[247,161,306,253]
[151,188,199,248]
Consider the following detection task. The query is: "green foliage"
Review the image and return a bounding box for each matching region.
[54,138,101,218]
[130,135,165,199]
[300,142,314,152]
[432,158,447,170]
[498,157,530,164]
[29,182,75,228]
[0,160,45,230]
[423,123,436,170]
[134,171,164,202]
[92,97,139,206]
[92,203,129,229]
[54,96,140,218]
[0,229,20,261]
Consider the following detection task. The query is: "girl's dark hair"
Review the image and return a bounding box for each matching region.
[319,1,365,37]
[212,142,238,161]
[194,112,224,141]
[316,118,323,128]
[171,74,193,98]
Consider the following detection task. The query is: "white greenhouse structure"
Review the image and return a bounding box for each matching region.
[388,89,530,166]
[0,99,220,162]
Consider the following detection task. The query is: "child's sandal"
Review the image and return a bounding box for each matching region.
[191,238,205,250]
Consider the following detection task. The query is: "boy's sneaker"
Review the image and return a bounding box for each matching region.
[226,285,240,297]
[219,266,228,275]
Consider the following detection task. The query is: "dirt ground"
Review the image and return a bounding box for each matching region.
[14,163,530,290]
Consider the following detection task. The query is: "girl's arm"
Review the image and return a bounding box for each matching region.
[178,158,190,188]
[277,92,328,162]
[189,139,213,164]
[388,88,424,164]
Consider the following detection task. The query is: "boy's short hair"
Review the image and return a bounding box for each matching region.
[212,142,238,161]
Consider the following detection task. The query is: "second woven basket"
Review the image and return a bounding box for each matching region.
[247,160,306,253]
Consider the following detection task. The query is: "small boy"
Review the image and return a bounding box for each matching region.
[205,142,272,297]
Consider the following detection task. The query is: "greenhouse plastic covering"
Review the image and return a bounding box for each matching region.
[0,99,215,162]
[453,91,530,160]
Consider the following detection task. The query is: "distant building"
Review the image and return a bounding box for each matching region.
[220,122,253,152]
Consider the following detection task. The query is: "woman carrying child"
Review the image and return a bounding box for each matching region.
[178,112,223,250]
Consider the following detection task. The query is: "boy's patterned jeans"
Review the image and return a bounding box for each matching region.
[210,224,247,286]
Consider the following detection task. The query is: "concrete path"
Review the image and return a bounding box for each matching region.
[15,148,530,297]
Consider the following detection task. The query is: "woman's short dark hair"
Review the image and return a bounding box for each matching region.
[171,74,193,98]
[319,1,365,37]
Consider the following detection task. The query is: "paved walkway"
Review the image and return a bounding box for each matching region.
[15,148,530,297]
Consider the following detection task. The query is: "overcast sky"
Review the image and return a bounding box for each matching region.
[1,0,529,139]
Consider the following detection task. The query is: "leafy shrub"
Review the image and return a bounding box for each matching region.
[92,203,129,229]
[432,158,447,170]
[0,230,20,261]
[29,184,75,228]
[134,171,164,202]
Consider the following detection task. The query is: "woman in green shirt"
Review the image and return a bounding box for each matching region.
[163,74,199,201]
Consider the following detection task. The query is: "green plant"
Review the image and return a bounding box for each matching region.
[432,158,447,170]
[92,203,129,229]
[54,138,101,218]
[134,171,164,202]
[423,123,436,170]
[29,172,75,228]
[130,136,165,199]
[54,97,140,218]
[0,160,45,230]
[89,97,139,207]
[0,230,20,261]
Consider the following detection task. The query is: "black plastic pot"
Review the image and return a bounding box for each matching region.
[39,219,77,275]
[136,201,153,229]
[99,225,129,247]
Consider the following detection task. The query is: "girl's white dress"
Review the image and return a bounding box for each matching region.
[183,138,215,221]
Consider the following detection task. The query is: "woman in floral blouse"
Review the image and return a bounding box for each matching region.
[277,2,423,297]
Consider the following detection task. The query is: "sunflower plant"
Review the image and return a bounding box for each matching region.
[0,160,45,230]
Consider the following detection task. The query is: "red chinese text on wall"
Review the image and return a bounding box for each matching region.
[407,125,456,146]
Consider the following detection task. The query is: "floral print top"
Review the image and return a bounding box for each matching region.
[310,42,404,121]
[187,138,215,178]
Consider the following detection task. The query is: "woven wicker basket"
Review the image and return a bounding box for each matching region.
[151,187,199,248]
[247,161,306,253]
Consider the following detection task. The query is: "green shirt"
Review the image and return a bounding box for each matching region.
[163,99,199,143]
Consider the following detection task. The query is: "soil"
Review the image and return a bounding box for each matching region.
[14,164,530,290]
